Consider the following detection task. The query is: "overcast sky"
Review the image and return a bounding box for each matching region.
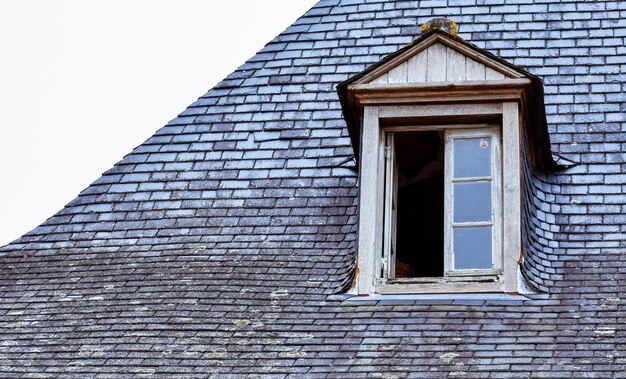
[0,1,318,246]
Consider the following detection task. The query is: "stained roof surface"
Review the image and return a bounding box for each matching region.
[1,0,625,377]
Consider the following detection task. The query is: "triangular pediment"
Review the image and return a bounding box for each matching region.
[357,33,525,85]
[338,30,555,170]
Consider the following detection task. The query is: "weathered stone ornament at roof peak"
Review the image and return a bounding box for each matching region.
[421,17,458,36]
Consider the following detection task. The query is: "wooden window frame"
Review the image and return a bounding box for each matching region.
[443,127,502,278]
[356,102,521,295]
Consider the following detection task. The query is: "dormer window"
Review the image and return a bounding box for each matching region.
[382,127,502,283]
[337,19,557,295]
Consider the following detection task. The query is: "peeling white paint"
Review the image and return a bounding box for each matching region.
[271,289,289,298]
[439,352,460,363]
[0,340,17,348]
[373,374,398,379]
[279,350,307,358]
[232,319,251,327]
[137,368,156,377]
[59,295,83,302]
[450,371,467,376]
[262,365,280,372]
[594,328,615,336]
[206,348,227,359]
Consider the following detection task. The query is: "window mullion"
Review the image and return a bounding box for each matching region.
[443,131,454,275]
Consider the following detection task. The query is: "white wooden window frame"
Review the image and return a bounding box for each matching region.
[443,127,502,278]
[356,102,521,295]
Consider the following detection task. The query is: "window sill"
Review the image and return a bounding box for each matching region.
[338,292,543,305]
[373,279,502,295]
[384,273,500,284]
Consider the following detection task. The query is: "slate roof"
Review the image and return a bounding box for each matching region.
[1,0,625,378]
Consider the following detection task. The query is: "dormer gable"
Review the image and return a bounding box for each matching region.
[338,28,558,171]
[361,37,518,85]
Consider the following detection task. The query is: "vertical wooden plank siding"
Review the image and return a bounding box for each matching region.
[366,43,512,85]
[371,72,388,84]
[427,43,447,82]
[502,102,521,292]
[486,67,506,80]
[466,58,486,80]
[446,47,467,82]
[388,63,408,83]
[357,106,380,294]
[407,49,428,82]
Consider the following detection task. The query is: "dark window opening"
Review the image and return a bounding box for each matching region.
[394,131,445,278]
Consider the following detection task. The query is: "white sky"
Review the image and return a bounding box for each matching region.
[0,0,319,246]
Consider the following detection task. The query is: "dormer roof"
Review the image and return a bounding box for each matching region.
[338,30,559,170]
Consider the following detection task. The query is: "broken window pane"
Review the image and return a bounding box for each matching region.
[453,226,492,270]
[453,137,491,178]
[453,181,492,223]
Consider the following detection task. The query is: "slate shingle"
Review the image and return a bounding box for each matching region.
[1,0,626,377]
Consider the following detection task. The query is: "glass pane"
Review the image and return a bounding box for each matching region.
[454,137,491,178]
[453,227,492,270]
[453,181,492,222]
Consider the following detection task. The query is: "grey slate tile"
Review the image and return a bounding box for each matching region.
[1,0,625,377]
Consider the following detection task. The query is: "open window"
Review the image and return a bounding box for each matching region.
[337,24,557,295]
[382,126,502,285]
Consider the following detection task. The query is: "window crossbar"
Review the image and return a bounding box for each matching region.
[451,176,492,183]
[451,221,493,228]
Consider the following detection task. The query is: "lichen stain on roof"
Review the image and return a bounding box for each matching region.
[0,0,625,377]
